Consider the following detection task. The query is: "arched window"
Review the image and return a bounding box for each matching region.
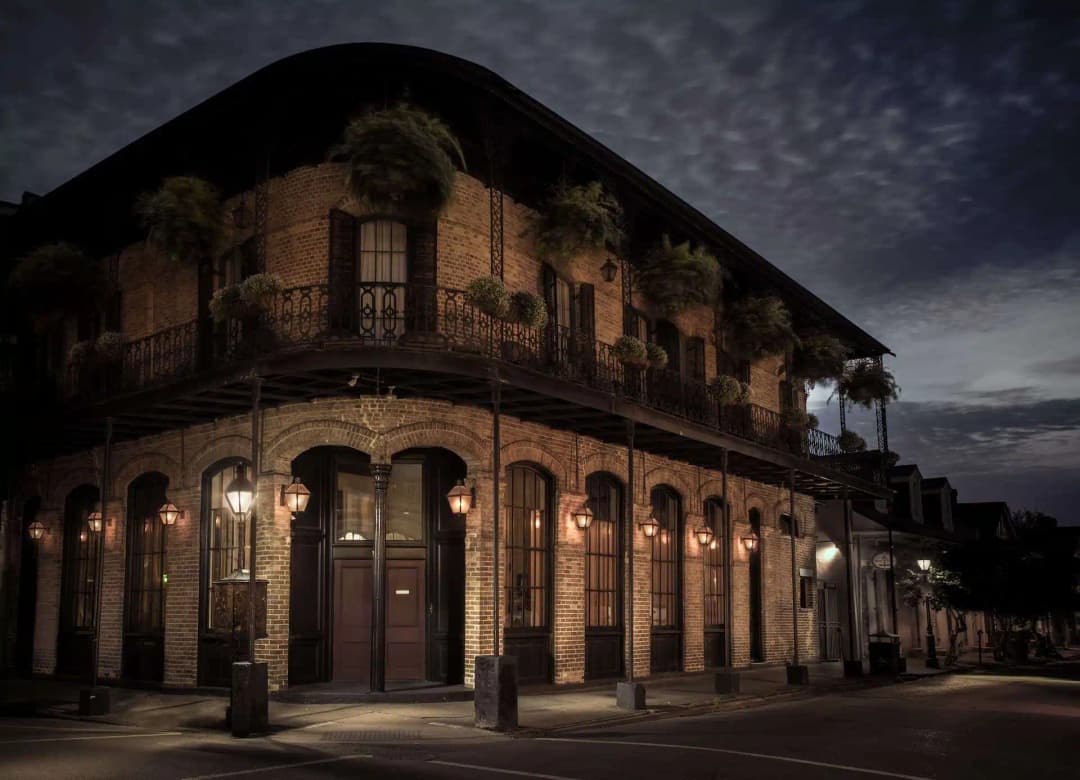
[650,485,683,673]
[585,472,622,630]
[505,464,551,630]
[703,498,724,628]
[123,472,169,682]
[57,484,100,677]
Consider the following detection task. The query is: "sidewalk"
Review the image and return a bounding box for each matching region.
[0,659,956,738]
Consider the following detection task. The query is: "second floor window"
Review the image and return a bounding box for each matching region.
[542,264,594,338]
[358,220,407,286]
[685,336,706,383]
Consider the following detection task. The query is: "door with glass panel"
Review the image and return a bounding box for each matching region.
[56,485,101,678]
[703,498,726,667]
[649,485,683,673]
[584,472,623,680]
[503,464,553,685]
[357,219,408,343]
[122,472,169,683]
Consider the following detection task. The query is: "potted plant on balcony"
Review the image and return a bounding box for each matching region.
[8,242,102,325]
[531,180,624,265]
[135,176,224,264]
[726,295,798,358]
[710,375,751,405]
[330,103,465,218]
[791,334,848,388]
[465,276,511,320]
[645,342,668,370]
[837,430,868,453]
[613,335,649,368]
[837,361,900,408]
[636,235,723,315]
[509,291,548,329]
[94,331,125,364]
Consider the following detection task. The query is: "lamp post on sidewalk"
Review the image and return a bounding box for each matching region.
[916,558,940,669]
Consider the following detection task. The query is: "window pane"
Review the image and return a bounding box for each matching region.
[206,463,250,631]
[388,462,423,541]
[336,470,374,541]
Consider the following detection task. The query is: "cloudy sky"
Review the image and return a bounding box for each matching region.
[2,0,1078,522]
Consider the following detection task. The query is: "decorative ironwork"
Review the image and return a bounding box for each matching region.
[874,354,890,484]
[254,154,270,274]
[490,182,504,280]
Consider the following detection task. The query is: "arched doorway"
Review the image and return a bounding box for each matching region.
[703,497,726,668]
[584,471,623,680]
[198,458,251,687]
[122,472,169,683]
[749,507,765,662]
[288,446,466,687]
[14,497,42,677]
[503,463,554,685]
[649,484,682,674]
[57,484,101,679]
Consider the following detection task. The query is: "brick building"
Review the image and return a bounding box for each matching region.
[1,44,893,693]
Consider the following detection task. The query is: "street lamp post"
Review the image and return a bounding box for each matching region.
[916,558,940,669]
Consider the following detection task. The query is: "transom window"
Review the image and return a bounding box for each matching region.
[505,465,551,629]
[205,461,251,630]
[585,472,622,629]
[704,498,725,628]
[650,486,681,628]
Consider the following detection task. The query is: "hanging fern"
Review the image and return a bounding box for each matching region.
[636,235,723,315]
[837,430,868,453]
[645,342,668,370]
[135,176,224,263]
[509,291,548,329]
[8,242,102,316]
[838,362,900,408]
[465,276,511,320]
[613,335,649,367]
[710,375,751,405]
[726,295,798,358]
[791,334,848,388]
[531,180,624,263]
[330,103,465,218]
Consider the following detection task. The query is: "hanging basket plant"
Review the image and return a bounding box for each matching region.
[94,331,125,364]
[837,430,868,453]
[8,242,102,319]
[509,291,548,329]
[238,273,282,311]
[135,176,224,263]
[791,334,848,388]
[710,374,751,405]
[613,335,649,368]
[465,276,511,320]
[330,103,465,218]
[726,295,798,358]
[209,285,245,323]
[645,342,668,370]
[531,180,624,264]
[838,362,900,408]
[636,235,723,315]
[782,408,819,431]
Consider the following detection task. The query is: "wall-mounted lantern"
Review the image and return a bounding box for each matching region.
[446,479,474,517]
[158,502,183,526]
[639,513,660,538]
[916,558,932,572]
[572,502,594,531]
[27,520,47,541]
[741,532,759,552]
[695,525,714,547]
[600,257,619,283]
[280,476,311,515]
[87,505,105,533]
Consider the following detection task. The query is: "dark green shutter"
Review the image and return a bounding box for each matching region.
[577,283,595,339]
[328,210,357,331]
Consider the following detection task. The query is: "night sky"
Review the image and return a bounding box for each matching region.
[2,1,1078,522]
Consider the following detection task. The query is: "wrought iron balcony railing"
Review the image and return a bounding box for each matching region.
[62,282,866,465]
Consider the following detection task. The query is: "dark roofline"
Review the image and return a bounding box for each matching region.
[921,477,952,489]
[14,43,890,357]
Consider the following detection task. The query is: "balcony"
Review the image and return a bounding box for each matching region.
[59,282,884,489]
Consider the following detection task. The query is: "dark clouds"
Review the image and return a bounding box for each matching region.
[2,0,1078,520]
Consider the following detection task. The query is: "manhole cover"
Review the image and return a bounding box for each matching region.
[321,730,421,742]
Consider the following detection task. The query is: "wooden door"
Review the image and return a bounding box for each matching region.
[818,584,842,661]
[332,560,372,682]
[387,560,425,681]
[122,473,168,684]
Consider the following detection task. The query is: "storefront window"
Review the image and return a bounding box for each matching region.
[205,462,250,630]
[388,462,423,541]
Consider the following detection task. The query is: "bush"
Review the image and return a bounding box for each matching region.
[531,180,624,263]
[613,335,649,367]
[792,334,848,388]
[135,176,223,263]
[646,342,668,370]
[727,295,797,358]
[95,331,125,363]
[636,235,723,315]
[837,430,868,453]
[330,103,465,218]
[465,276,511,320]
[509,291,548,329]
[239,273,282,309]
[8,242,102,316]
[710,374,751,405]
[838,362,900,408]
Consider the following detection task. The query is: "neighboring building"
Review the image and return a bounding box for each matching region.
[0,44,892,692]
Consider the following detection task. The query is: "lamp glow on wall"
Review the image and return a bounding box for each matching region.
[446,480,473,517]
[741,532,759,552]
[639,513,660,538]
[817,542,839,563]
[572,502,594,531]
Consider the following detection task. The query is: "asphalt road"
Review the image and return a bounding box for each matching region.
[1,672,1076,779]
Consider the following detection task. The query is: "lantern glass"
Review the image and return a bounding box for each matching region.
[28,520,45,540]
[696,526,714,546]
[640,515,660,538]
[446,480,472,516]
[283,477,311,514]
[916,558,931,572]
[225,464,255,516]
[742,532,759,552]
[87,508,103,533]
[573,503,594,530]
[159,502,181,526]
[600,257,618,283]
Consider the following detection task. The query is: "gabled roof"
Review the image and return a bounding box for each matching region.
[4,43,889,358]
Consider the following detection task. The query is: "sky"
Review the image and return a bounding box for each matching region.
[1,0,1078,522]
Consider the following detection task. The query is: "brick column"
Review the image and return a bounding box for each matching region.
[682,513,704,672]
[464,470,494,688]
[32,508,62,675]
[258,472,292,691]
[553,490,586,684]
[163,485,199,687]
[626,502,651,679]
[730,515,751,667]
[97,501,125,681]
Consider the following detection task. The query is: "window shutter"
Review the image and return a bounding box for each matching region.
[687,337,705,382]
[577,283,595,339]
[328,210,357,331]
[240,238,259,279]
[542,264,558,324]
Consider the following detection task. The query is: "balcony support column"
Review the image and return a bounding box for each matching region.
[842,488,863,677]
[714,447,739,695]
[786,468,808,685]
[370,461,391,693]
[617,419,645,710]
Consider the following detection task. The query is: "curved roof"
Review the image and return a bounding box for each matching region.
[8,42,890,356]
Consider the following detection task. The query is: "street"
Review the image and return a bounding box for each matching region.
[1,672,1076,779]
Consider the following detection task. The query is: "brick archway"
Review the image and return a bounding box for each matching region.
[111,451,182,500]
[500,439,567,489]
[263,419,379,473]
[380,421,487,473]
